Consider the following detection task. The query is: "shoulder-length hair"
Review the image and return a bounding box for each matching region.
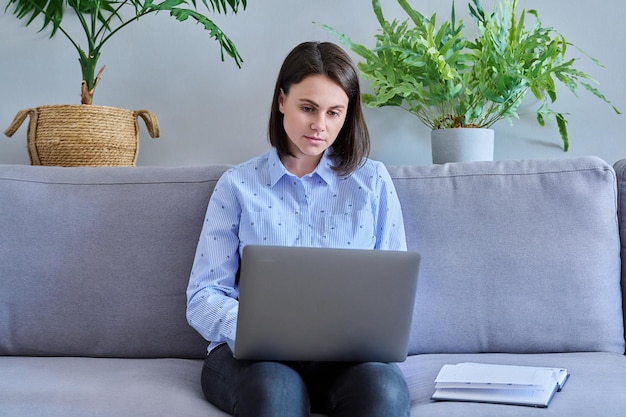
[268,42,370,176]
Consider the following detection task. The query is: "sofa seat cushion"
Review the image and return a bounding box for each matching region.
[3,354,623,417]
[0,357,224,417]
[399,352,626,416]
[0,357,331,417]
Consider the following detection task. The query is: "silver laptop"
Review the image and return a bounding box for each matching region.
[234,245,420,362]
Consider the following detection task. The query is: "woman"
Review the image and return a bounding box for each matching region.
[187,41,410,417]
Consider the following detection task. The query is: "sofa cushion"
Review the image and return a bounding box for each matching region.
[398,351,626,416]
[0,165,230,358]
[0,357,328,417]
[2,353,624,417]
[388,156,625,354]
[0,357,220,417]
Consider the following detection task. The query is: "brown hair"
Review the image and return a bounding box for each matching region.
[268,42,370,176]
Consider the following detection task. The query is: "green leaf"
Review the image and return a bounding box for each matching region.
[372,0,389,30]
[396,0,427,29]
[154,0,187,10]
[580,81,621,113]
[556,113,568,151]
[318,23,378,62]
[169,7,243,67]
[536,111,545,127]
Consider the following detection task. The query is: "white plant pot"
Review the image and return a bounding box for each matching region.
[431,128,495,164]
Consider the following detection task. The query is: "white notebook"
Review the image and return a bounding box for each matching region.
[432,362,569,408]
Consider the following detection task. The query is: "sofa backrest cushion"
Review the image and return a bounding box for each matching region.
[389,156,625,355]
[0,165,230,358]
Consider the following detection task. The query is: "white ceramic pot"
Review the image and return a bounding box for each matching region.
[431,128,494,164]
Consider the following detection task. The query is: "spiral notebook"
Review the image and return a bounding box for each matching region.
[432,362,569,408]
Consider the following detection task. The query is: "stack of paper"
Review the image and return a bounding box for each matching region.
[432,362,569,408]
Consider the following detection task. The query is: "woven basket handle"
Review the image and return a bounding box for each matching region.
[4,108,41,164]
[134,110,160,138]
[4,108,36,137]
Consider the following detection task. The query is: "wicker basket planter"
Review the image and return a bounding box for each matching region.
[4,104,160,166]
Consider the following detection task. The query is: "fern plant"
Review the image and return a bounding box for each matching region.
[5,0,247,104]
[323,0,619,151]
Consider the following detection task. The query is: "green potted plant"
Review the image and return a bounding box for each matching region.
[323,0,619,163]
[4,0,247,166]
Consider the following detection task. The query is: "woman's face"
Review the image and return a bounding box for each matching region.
[278,74,349,167]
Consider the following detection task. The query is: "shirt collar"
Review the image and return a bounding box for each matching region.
[268,148,336,187]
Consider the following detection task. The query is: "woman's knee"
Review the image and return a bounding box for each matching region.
[361,362,407,398]
[332,362,410,416]
[235,361,310,417]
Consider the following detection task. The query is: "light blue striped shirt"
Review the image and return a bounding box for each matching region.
[186,148,406,353]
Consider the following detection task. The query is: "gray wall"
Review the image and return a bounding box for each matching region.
[1,0,624,167]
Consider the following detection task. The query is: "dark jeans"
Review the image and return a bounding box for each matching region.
[201,344,410,417]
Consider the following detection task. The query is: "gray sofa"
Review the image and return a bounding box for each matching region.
[1,155,625,417]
